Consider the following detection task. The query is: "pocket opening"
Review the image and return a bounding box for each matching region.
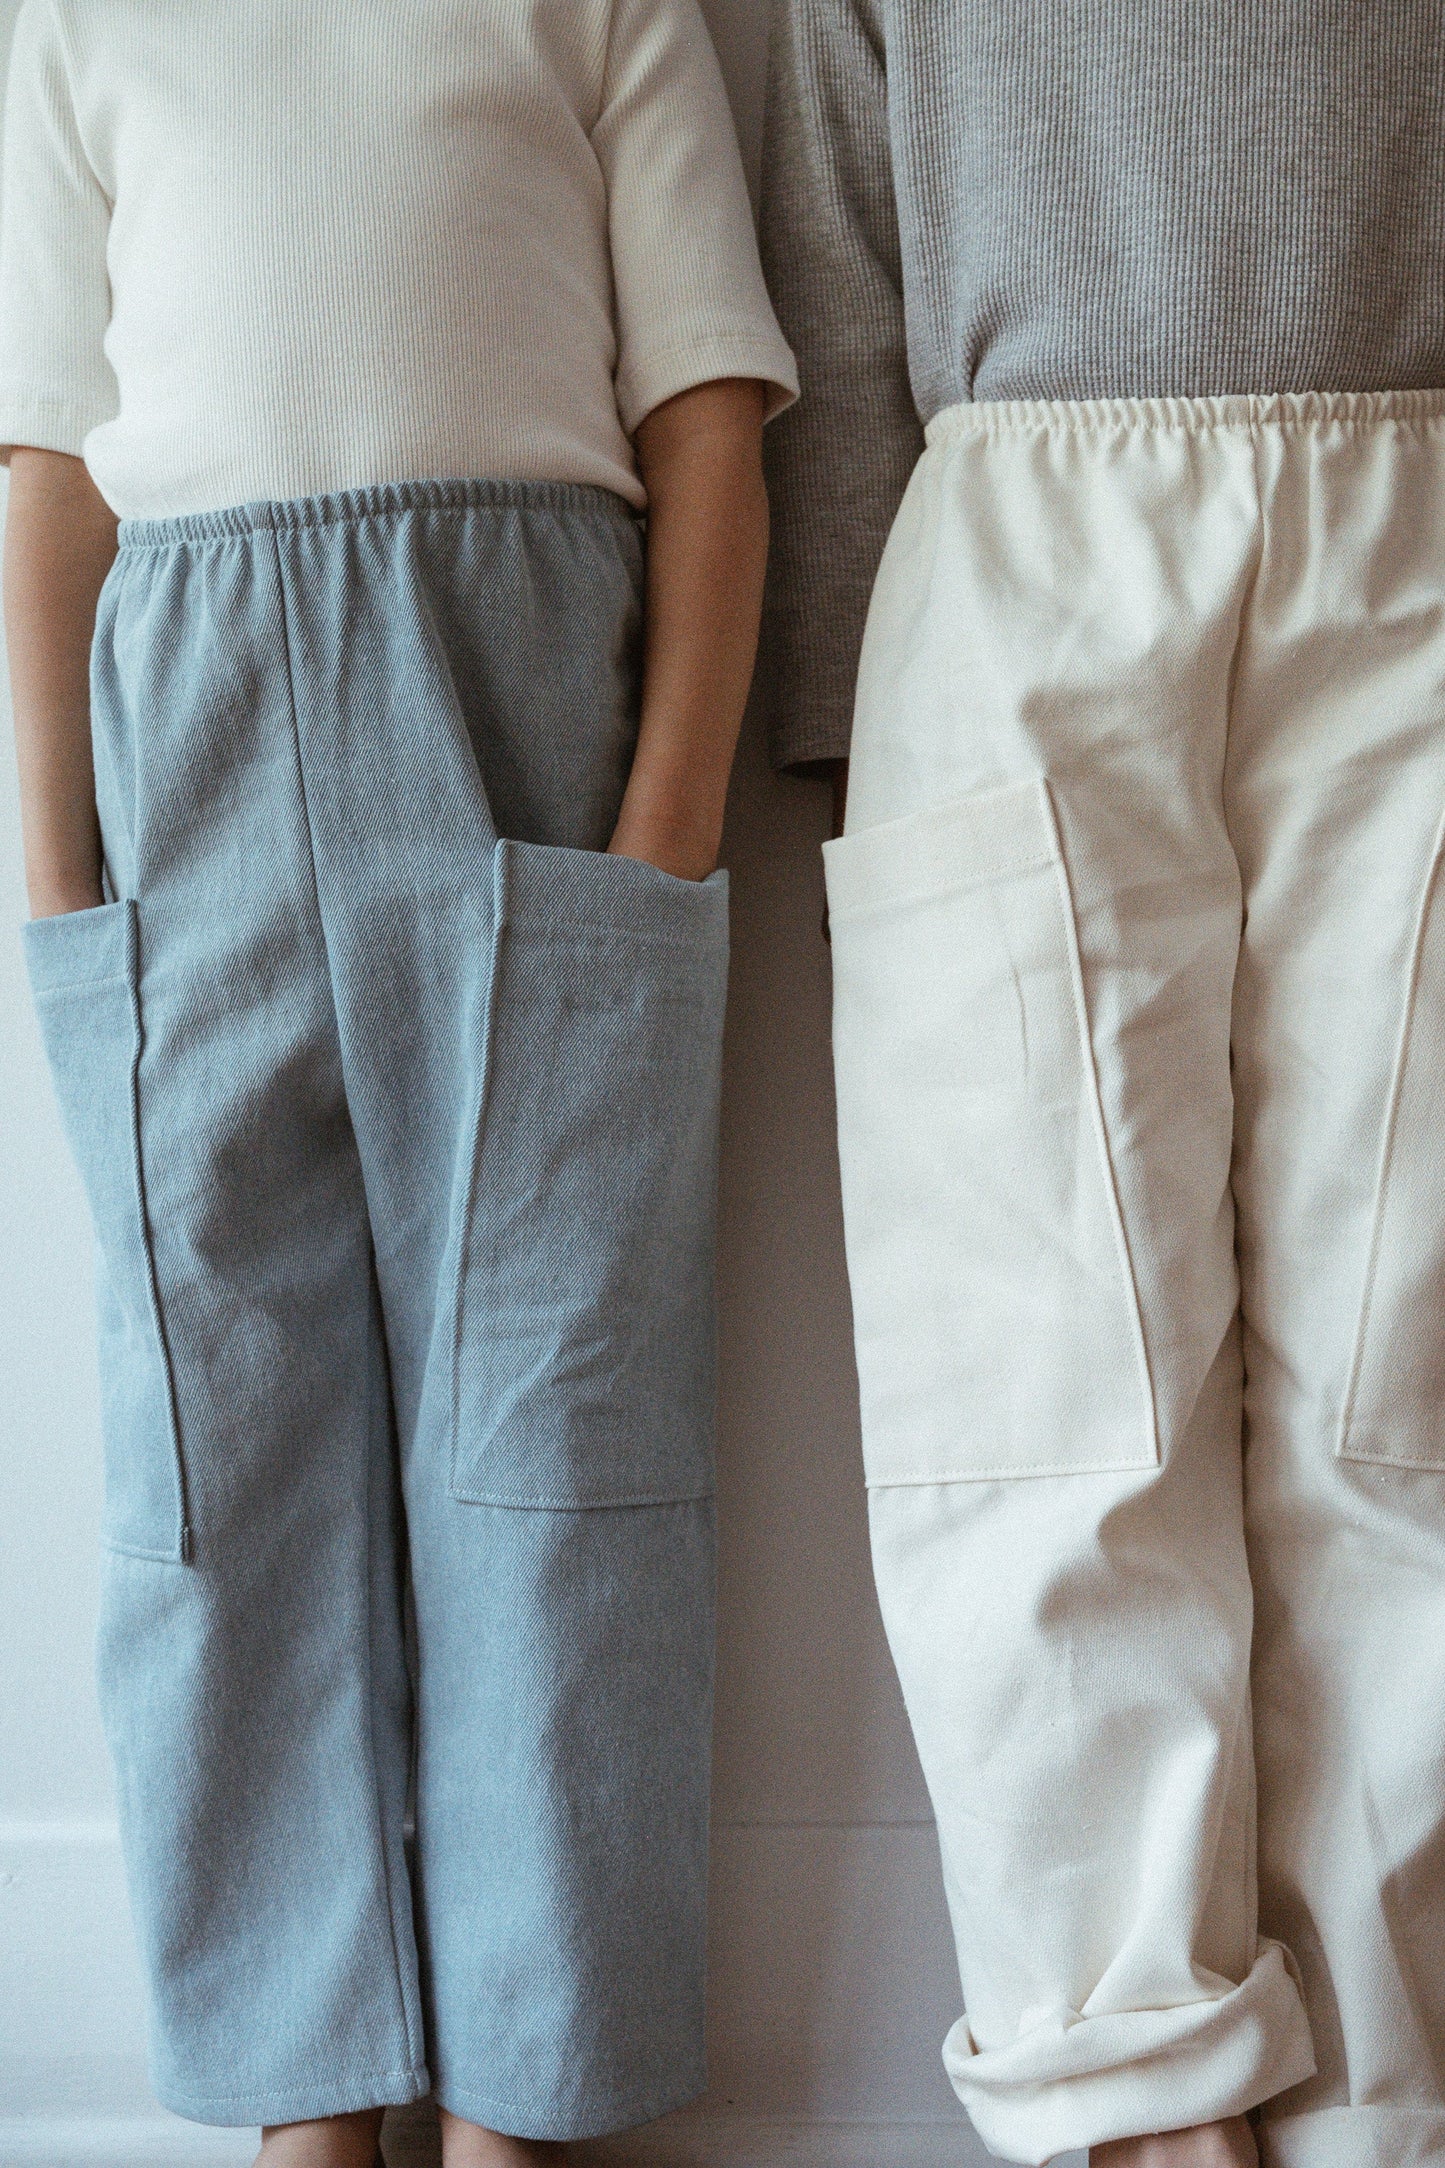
[24,899,190,1560]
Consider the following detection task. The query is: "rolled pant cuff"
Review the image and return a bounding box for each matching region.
[947,1941,1315,2165]
[1260,2107,1445,2167]
[154,2066,430,2127]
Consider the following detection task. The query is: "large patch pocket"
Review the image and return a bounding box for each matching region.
[449,841,729,1509]
[1340,814,1445,1467]
[824,778,1158,1485]
[22,901,187,1559]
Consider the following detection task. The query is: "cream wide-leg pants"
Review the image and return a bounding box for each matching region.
[826,391,1445,2168]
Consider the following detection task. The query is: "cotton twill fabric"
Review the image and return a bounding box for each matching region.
[21,479,728,2134]
[826,391,1445,2165]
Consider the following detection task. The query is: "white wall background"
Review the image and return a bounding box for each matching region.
[0,7,1082,2163]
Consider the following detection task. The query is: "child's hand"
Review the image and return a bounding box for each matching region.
[606,792,720,883]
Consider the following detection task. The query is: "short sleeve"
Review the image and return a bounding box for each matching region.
[0,0,117,462]
[758,0,923,771]
[593,0,798,435]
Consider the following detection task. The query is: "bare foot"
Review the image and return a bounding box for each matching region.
[438,2106,570,2168]
[1091,2116,1258,2168]
[256,2108,385,2168]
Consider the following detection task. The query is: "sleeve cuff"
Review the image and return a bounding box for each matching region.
[768,713,854,772]
[0,388,104,462]
[617,328,800,436]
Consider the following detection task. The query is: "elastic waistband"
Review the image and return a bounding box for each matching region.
[924,390,1445,448]
[118,476,639,551]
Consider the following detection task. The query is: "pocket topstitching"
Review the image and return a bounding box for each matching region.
[1339,807,1445,1468]
[448,841,729,1509]
[824,777,1158,1485]
[22,899,187,1559]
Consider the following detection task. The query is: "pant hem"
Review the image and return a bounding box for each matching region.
[430,2068,707,2141]
[153,2066,430,2126]
[949,1941,1315,2164]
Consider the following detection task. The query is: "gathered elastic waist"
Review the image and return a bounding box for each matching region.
[118,476,641,551]
[924,390,1445,448]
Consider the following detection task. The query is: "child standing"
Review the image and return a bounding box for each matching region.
[761,3,1445,2165]
[0,4,795,2164]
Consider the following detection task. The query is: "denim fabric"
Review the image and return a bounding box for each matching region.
[21,479,728,2135]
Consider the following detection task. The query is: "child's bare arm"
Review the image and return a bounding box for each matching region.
[609,376,769,882]
[5,402,765,908]
[5,448,118,918]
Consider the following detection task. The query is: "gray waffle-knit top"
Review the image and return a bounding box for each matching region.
[759,0,1445,769]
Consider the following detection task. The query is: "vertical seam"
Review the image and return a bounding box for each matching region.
[1224,424,1268,1426]
[594,0,622,131]
[268,528,330,959]
[364,1268,427,2075]
[1338,802,1445,1460]
[124,898,191,1561]
[1223,428,1269,775]
[96,548,141,902]
[1042,780,1161,1469]
[1241,1672,1259,1970]
[447,843,510,1493]
[269,527,422,2072]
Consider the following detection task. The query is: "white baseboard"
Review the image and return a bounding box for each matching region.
[582,2118,976,2167]
[0,2121,256,2167]
[0,2116,978,2168]
[386,2100,1010,2168]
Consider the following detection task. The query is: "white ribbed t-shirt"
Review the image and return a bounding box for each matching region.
[0,0,797,517]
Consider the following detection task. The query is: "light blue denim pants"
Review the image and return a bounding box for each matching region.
[22,481,728,2136]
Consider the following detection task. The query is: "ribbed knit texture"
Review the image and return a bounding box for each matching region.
[759,0,1445,769]
[0,0,798,519]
